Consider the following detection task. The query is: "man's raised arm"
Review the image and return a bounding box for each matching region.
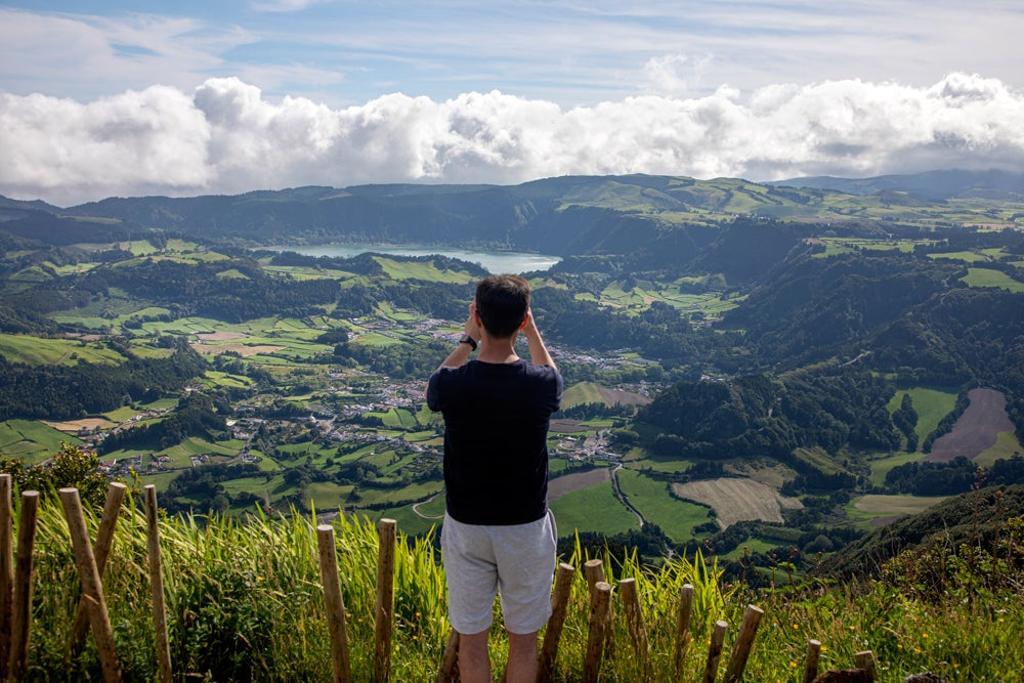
[522,309,556,369]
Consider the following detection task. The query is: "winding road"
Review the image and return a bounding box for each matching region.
[610,464,646,528]
[412,494,445,520]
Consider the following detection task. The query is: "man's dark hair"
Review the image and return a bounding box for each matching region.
[475,275,530,338]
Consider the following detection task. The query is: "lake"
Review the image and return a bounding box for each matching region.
[276,243,561,274]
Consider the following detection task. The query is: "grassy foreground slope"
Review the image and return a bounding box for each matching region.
[16,493,1024,681]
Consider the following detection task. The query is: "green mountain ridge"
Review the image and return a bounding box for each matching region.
[2,170,1021,252]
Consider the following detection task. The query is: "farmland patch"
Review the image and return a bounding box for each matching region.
[928,388,1014,462]
[848,494,948,527]
[547,467,609,502]
[671,477,802,529]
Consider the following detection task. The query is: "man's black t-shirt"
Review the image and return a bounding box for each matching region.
[427,359,563,526]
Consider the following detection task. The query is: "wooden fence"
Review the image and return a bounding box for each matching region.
[0,477,884,682]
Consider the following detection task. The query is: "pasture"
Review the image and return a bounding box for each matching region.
[671,477,803,529]
[887,386,957,446]
[586,280,741,319]
[561,381,651,409]
[304,482,356,510]
[0,334,124,366]
[616,468,712,543]
[373,256,475,284]
[0,419,79,464]
[847,494,948,527]
[960,267,1024,293]
[868,451,921,487]
[976,430,1024,467]
[548,479,638,536]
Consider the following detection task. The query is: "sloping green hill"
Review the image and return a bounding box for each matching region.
[819,484,1024,578]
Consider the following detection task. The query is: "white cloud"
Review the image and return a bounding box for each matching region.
[642,53,712,97]
[2,73,1023,205]
[251,0,329,12]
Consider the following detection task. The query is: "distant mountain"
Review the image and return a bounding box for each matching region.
[770,169,1024,201]
[0,195,61,213]
[0,195,63,223]
[4,170,1021,254]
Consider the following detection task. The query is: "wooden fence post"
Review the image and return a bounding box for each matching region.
[375,518,396,683]
[70,482,127,660]
[583,559,604,597]
[59,488,121,683]
[618,578,651,679]
[802,639,821,683]
[674,583,694,680]
[7,489,37,683]
[702,620,727,683]
[436,629,459,683]
[582,581,611,683]
[854,651,877,682]
[0,475,13,681]
[724,604,764,682]
[144,486,173,683]
[582,559,613,658]
[538,562,574,683]
[317,524,351,683]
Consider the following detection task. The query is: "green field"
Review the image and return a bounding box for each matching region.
[721,537,778,560]
[157,438,241,468]
[305,482,356,510]
[616,469,712,543]
[585,279,740,318]
[927,250,991,263]
[549,479,638,537]
[364,505,438,537]
[373,256,474,284]
[353,480,443,507]
[562,382,605,409]
[815,237,930,258]
[887,386,958,446]
[846,494,948,528]
[975,430,1024,467]
[625,456,693,474]
[351,331,404,348]
[203,371,254,389]
[868,451,922,487]
[0,334,125,366]
[138,470,183,493]
[960,268,1024,293]
[0,420,79,464]
[366,407,420,429]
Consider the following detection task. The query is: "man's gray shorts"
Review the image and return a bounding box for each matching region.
[441,510,557,635]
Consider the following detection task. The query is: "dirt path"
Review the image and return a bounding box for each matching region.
[610,464,645,528]
[412,494,444,520]
[928,388,1014,462]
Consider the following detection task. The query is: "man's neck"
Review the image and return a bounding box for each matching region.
[477,334,519,364]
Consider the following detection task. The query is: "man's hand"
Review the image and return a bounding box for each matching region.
[464,301,482,340]
[522,308,556,368]
[522,308,540,340]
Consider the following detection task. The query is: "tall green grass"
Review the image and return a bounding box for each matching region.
[15,495,1024,681]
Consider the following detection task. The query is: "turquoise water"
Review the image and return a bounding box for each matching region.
[276,243,561,274]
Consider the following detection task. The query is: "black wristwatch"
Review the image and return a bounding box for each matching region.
[459,335,478,351]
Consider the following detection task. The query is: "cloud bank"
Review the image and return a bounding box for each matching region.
[2,72,1023,205]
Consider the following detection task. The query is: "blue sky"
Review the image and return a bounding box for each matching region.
[3,1,1023,106]
[2,1,1023,203]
